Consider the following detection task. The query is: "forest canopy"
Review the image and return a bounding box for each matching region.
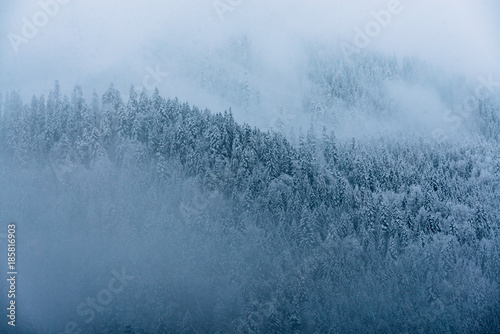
[0,59,499,332]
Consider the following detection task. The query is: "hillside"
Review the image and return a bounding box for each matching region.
[1,72,499,332]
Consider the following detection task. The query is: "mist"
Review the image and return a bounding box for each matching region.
[1,0,499,133]
[1,1,500,333]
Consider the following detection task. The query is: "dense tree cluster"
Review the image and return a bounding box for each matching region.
[1,77,499,333]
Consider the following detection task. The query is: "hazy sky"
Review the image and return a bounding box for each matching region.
[1,0,499,130]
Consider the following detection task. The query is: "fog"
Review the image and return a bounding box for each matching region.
[1,1,500,333]
[1,0,499,132]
